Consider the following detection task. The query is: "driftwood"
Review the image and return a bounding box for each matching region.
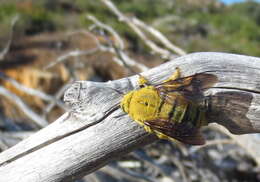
[0,52,260,182]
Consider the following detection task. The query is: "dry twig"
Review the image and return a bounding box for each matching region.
[101,0,171,58]
[0,73,67,111]
[131,17,186,56]
[0,15,19,61]
[87,15,125,49]
[45,48,100,69]
[87,15,148,72]
[0,86,48,127]
[43,79,73,117]
[101,0,185,58]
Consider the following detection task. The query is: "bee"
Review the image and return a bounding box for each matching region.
[120,68,217,145]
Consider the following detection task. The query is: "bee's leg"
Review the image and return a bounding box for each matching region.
[164,67,181,82]
[143,126,171,140]
[135,120,152,133]
[143,125,153,133]
[143,125,169,140]
[155,132,170,140]
[138,75,149,88]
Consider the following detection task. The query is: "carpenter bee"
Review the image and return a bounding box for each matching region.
[120,68,217,145]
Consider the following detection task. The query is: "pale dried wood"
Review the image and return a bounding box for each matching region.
[0,52,260,182]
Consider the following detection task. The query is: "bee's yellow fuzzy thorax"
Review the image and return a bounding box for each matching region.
[120,86,171,122]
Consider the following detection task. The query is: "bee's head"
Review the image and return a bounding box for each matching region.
[120,91,134,114]
[121,87,159,121]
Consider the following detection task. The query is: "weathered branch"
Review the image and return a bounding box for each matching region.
[0,52,260,182]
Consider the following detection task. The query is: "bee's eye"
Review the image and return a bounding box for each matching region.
[138,101,149,106]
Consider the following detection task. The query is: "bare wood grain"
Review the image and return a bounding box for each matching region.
[0,52,260,182]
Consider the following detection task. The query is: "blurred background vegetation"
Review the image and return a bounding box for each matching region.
[1,0,260,55]
[1,0,260,182]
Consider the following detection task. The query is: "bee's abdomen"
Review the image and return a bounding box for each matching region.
[181,102,204,127]
[165,97,205,127]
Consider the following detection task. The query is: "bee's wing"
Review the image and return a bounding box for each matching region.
[162,73,217,90]
[143,73,216,145]
[156,73,218,102]
[144,119,205,145]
